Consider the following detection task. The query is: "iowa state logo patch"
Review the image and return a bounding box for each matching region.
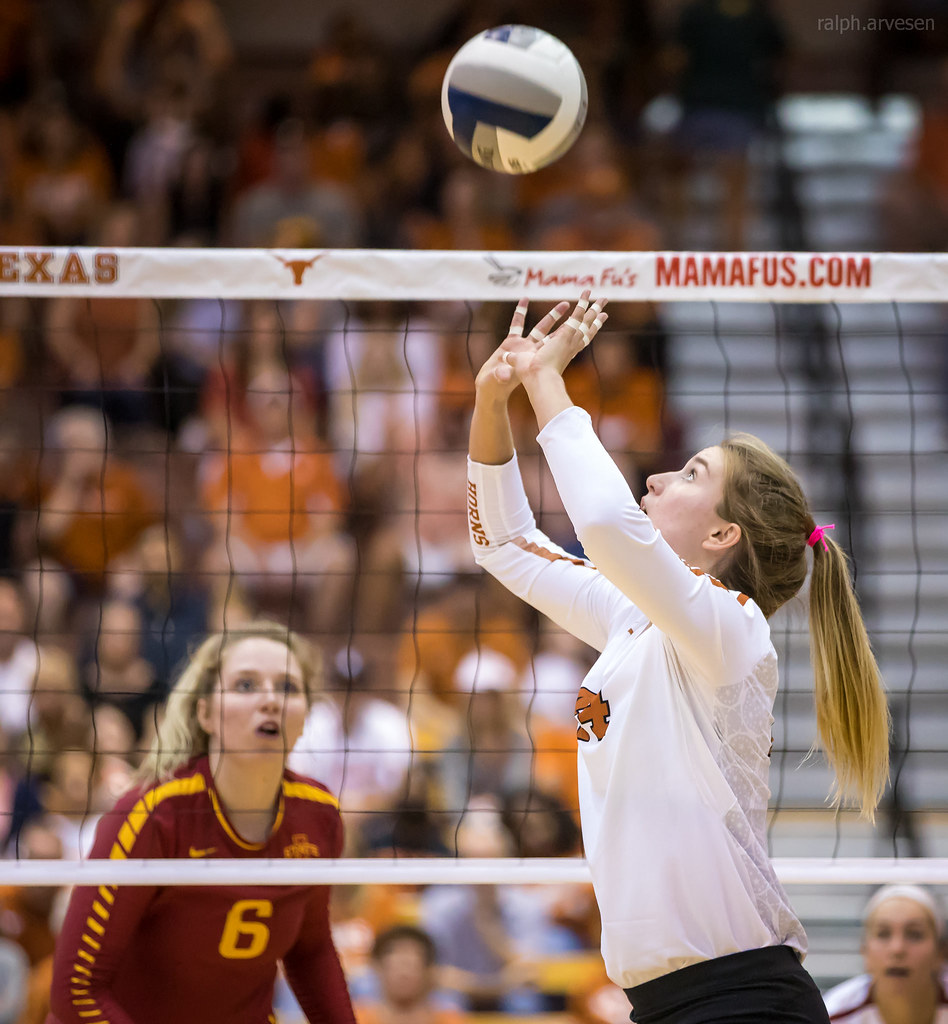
[284,833,320,858]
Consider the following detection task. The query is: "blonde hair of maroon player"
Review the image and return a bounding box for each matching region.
[137,620,321,782]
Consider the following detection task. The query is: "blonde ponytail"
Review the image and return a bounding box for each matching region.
[718,434,890,819]
[808,538,891,819]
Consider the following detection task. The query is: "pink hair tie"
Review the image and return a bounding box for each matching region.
[807,523,835,552]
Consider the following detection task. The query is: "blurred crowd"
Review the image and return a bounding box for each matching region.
[2,0,948,1021]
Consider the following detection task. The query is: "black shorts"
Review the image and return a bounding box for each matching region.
[623,946,831,1024]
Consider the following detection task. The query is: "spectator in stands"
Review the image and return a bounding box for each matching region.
[562,328,666,495]
[0,578,38,742]
[8,85,113,246]
[435,648,533,838]
[355,925,465,1024]
[360,123,444,248]
[306,13,396,130]
[501,787,580,862]
[166,130,230,245]
[40,749,106,860]
[0,0,35,113]
[199,299,321,453]
[865,0,948,102]
[80,598,164,742]
[322,301,442,469]
[421,797,578,1014]
[529,124,661,254]
[396,577,531,719]
[90,703,139,798]
[199,363,354,636]
[93,0,232,171]
[319,300,449,633]
[0,425,29,576]
[823,884,948,1023]
[289,647,412,833]
[27,406,158,636]
[109,523,209,693]
[399,166,515,251]
[499,788,600,975]
[19,646,89,782]
[361,796,450,860]
[122,76,199,245]
[882,57,948,253]
[662,0,786,249]
[228,117,363,248]
[231,93,293,198]
[43,203,162,429]
[0,721,17,848]
[0,816,64,1024]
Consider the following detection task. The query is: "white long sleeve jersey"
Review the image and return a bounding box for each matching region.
[467,406,806,989]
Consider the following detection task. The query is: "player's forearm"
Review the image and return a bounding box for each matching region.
[49,906,138,1024]
[521,365,574,432]
[469,390,515,466]
[284,942,357,1024]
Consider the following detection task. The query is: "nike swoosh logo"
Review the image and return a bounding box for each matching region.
[189,846,217,858]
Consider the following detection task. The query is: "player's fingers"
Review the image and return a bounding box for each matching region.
[578,297,609,346]
[560,290,593,336]
[580,311,608,347]
[507,298,529,337]
[529,300,570,342]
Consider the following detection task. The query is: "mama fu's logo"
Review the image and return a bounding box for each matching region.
[273,254,322,286]
[484,254,523,286]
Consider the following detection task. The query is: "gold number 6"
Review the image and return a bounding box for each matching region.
[218,899,273,959]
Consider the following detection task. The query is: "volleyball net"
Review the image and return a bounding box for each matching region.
[0,246,946,903]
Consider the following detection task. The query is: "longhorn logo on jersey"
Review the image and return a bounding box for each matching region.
[575,686,611,742]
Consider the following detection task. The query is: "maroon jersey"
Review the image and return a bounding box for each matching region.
[47,756,356,1024]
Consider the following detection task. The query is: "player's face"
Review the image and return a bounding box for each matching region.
[862,898,943,995]
[200,637,308,761]
[642,446,737,570]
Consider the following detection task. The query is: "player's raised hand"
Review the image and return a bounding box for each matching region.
[500,291,608,383]
[475,297,570,395]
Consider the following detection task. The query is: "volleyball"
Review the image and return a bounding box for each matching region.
[441,25,588,174]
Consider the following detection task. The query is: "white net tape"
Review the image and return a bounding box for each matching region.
[3,857,948,887]
[2,246,948,302]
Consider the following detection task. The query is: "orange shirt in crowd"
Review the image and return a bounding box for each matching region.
[39,462,158,582]
[200,432,345,545]
[564,363,665,459]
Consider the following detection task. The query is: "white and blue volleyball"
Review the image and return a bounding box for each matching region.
[441,25,587,174]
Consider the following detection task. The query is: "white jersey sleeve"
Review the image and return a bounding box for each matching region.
[537,405,766,689]
[467,454,634,653]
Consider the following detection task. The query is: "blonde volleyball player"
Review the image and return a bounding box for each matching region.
[466,293,890,1024]
[47,621,356,1024]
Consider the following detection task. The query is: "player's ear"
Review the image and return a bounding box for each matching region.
[703,521,742,554]
[195,695,212,734]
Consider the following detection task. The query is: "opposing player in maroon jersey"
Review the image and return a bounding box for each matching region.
[47,621,357,1024]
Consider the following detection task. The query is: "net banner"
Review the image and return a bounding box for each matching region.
[2,247,948,302]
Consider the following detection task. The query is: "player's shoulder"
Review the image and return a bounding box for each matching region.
[93,760,209,857]
[282,768,341,812]
[685,563,756,610]
[822,975,873,1020]
[115,759,210,817]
